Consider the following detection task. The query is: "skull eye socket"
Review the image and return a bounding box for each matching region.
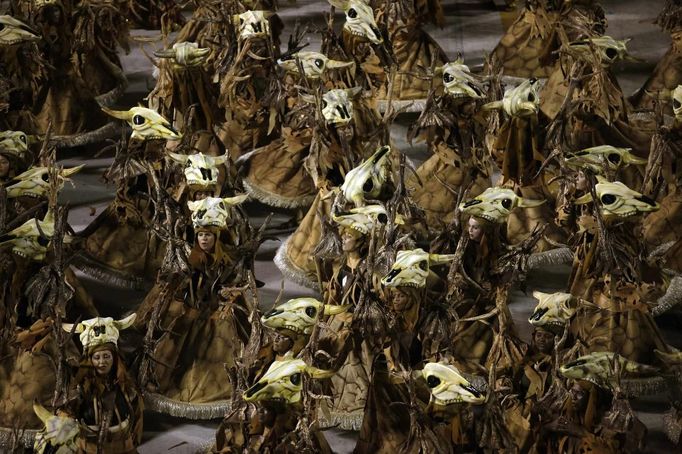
[443,72,454,83]
[604,47,618,60]
[607,153,621,164]
[219,201,226,210]
[600,194,617,205]
[527,92,535,103]
[362,179,374,193]
[347,8,357,19]
[19,134,27,143]
[501,198,512,210]
[37,236,50,247]
[239,17,244,24]
[568,359,586,368]
[314,58,324,69]
[132,115,145,126]
[426,375,440,388]
[196,209,207,218]
[305,306,317,318]
[290,373,301,385]
[674,99,682,110]
[321,99,328,109]
[418,261,428,271]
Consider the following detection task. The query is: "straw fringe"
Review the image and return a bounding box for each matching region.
[0,427,38,449]
[664,406,682,445]
[317,409,364,431]
[274,236,319,290]
[143,392,231,420]
[242,179,315,210]
[528,247,573,270]
[652,275,682,316]
[72,254,146,290]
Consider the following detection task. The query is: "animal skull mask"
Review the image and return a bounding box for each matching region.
[569,36,631,66]
[0,130,29,161]
[0,210,67,261]
[277,51,353,79]
[483,78,540,117]
[422,363,485,405]
[574,179,659,220]
[102,106,181,141]
[243,358,334,404]
[381,248,456,288]
[318,87,361,125]
[459,187,545,224]
[529,291,577,328]
[154,42,210,68]
[341,145,391,206]
[187,195,248,229]
[233,10,271,41]
[672,85,682,119]
[559,352,658,389]
[5,165,83,199]
[62,314,136,351]
[565,145,647,174]
[168,152,228,189]
[328,0,382,44]
[0,15,40,45]
[438,58,485,99]
[262,298,349,335]
[332,205,403,235]
[33,402,79,454]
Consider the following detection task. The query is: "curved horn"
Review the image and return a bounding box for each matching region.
[573,193,594,205]
[223,194,249,205]
[62,322,85,334]
[305,366,336,379]
[33,401,53,424]
[326,59,354,69]
[429,253,457,265]
[346,86,363,97]
[323,304,350,315]
[481,100,503,111]
[154,49,177,59]
[101,107,133,121]
[167,151,190,164]
[61,164,85,177]
[211,153,229,165]
[517,197,546,208]
[115,313,136,330]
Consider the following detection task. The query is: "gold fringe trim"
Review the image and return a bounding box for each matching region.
[527,247,573,270]
[377,99,427,114]
[242,179,315,210]
[317,409,364,431]
[620,376,668,397]
[664,407,682,445]
[0,427,38,449]
[72,253,146,290]
[274,236,319,290]
[143,391,231,420]
[652,275,682,316]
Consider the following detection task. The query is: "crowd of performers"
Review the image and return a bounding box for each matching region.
[2,0,682,452]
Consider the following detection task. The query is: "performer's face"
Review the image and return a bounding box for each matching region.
[575,171,588,191]
[533,329,554,354]
[467,217,483,242]
[197,231,216,253]
[91,350,115,376]
[341,229,362,253]
[0,155,9,178]
[273,332,293,354]
[193,190,212,201]
[389,288,412,312]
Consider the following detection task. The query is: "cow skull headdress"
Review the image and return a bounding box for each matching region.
[62,314,136,351]
[483,78,540,117]
[459,187,545,224]
[574,178,659,220]
[341,145,391,206]
[154,42,210,68]
[437,58,485,99]
[33,402,79,454]
[529,291,577,328]
[565,145,647,174]
[422,363,485,405]
[0,15,40,45]
[187,195,248,229]
[243,358,334,404]
[328,0,382,44]
[233,10,271,41]
[381,248,456,288]
[262,297,349,335]
[102,106,182,141]
[168,152,228,189]
[277,51,353,79]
